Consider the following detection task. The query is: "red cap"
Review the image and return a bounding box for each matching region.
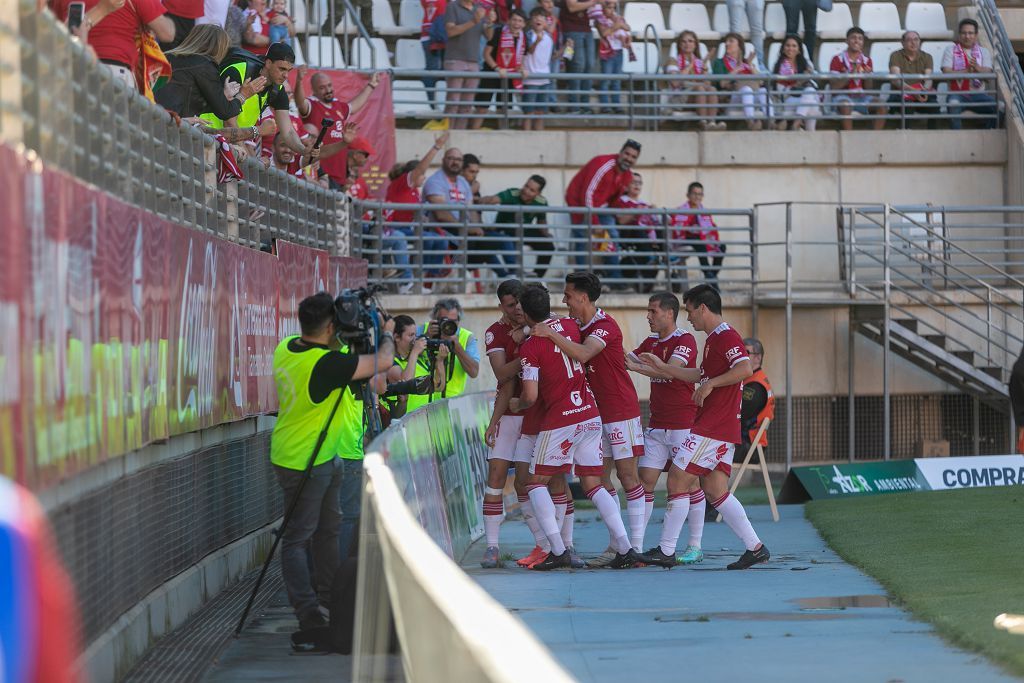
[349,136,375,155]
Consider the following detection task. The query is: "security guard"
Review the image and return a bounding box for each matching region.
[740,337,775,452]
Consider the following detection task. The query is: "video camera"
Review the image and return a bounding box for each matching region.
[332,285,388,354]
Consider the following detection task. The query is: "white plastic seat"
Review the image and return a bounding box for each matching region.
[921,40,953,73]
[716,41,756,61]
[623,2,673,39]
[817,41,847,72]
[398,0,425,34]
[713,3,749,38]
[764,2,788,40]
[292,35,306,65]
[432,80,447,110]
[289,0,309,33]
[668,3,719,41]
[815,3,853,40]
[375,0,415,35]
[395,38,426,70]
[306,36,346,67]
[352,36,391,68]
[392,80,433,115]
[857,2,902,40]
[869,41,902,69]
[623,41,661,73]
[905,2,952,40]
[765,40,811,70]
[668,41,710,62]
[295,0,329,32]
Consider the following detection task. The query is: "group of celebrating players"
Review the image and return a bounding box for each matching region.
[481,273,770,571]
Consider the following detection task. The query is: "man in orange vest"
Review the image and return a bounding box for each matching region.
[741,337,775,452]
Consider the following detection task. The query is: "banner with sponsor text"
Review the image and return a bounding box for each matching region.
[0,143,366,491]
[778,455,1024,502]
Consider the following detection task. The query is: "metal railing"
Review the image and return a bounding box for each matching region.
[977,0,1024,122]
[388,70,1002,130]
[2,4,348,253]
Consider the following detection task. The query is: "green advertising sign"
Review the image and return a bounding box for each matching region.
[779,461,928,502]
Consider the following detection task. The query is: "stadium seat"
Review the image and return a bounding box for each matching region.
[869,41,902,69]
[295,0,329,32]
[623,41,661,73]
[815,3,853,40]
[921,40,952,72]
[392,80,433,115]
[816,41,847,72]
[713,3,749,38]
[765,40,810,70]
[764,2,789,40]
[289,0,309,33]
[905,2,952,40]
[374,0,416,35]
[623,3,673,40]
[352,36,391,68]
[432,80,447,110]
[715,41,756,60]
[398,0,425,35]
[668,41,710,61]
[668,3,719,41]
[857,2,902,40]
[306,36,347,67]
[293,36,306,65]
[395,38,426,70]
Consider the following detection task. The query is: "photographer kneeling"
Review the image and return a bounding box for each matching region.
[415,298,480,406]
[271,292,394,632]
[391,315,450,414]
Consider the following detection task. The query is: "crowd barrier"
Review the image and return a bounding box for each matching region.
[354,392,574,682]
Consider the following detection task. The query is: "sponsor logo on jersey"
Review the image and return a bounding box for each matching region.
[608,428,625,445]
[684,435,698,450]
[570,390,582,406]
[485,330,494,345]
[725,346,742,361]
[592,328,609,339]
[583,421,601,432]
[715,443,730,460]
[559,439,573,456]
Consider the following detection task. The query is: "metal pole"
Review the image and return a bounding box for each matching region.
[848,310,856,462]
[883,204,892,461]
[751,208,759,336]
[785,202,793,470]
[973,395,981,455]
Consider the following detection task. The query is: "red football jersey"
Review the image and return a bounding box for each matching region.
[519,317,599,431]
[383,172,421,224]
[302,96,352,185]
[579,309,641,423]
[692,322,749,443]
[632,329,698,429]
[520,402,541,436]
[486,318,524,416]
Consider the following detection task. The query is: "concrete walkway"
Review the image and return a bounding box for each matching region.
[464,504,1019,683]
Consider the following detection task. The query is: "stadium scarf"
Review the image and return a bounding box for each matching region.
[950,43,984,92]
[131,0,171,102]
[722,55,753,75]
[214,134,244,183]
[496,25,526,89]
[838,50,868,90]
[672,203,720,252]
[777,57,797,88]
[676,53,704,74]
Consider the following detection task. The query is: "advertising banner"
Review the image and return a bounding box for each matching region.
[915,455,1024,491]
[1,143,367,491]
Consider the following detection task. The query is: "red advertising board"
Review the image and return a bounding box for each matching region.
[0,144,367,491]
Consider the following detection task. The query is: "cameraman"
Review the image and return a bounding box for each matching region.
[392,314,449,413]
[270,292,395,632]
[419,298,480,401]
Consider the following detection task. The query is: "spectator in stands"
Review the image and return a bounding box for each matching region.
[458,154,515,279]
[564,139,639,284]
[881,30,936,129]
[295,69,382,190]
[829,27,885,131]
[160,0,203,51]
[423,147,480,291]
[782,0,817,63]
[559,0,599,113]
[711,32,768,130]
[157,25,263,120]
[672,181,724,290]
[727,0,765,70]
[740,337,774,453]
[420,0,447,103]
[771,34,820,131]
[537,0,564,75]
[473,9,528,129]
[610,171,660,291]
[479,174,555,278]
[461,152,482,200]
[266,0,294,46]
[595,0,631,113]
[420,298,480,399]
[664,30,720,130]
[265,131,321,182]
[522,7,555,130]
[942,19,998,130]
[444,0,495,129]
[50,0,174,90]
[222,0,246,45]
[258,72,309,154]
[241,0,271,55]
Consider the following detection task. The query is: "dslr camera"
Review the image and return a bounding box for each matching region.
[423,317,458,349]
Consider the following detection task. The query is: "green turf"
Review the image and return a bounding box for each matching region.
[805,487,1024,677]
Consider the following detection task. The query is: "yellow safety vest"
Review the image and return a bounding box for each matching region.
[199,60,278,129]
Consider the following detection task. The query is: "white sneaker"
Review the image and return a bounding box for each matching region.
[397,282,414,294]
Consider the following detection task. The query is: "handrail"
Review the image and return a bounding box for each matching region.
[976,0,1024,122]
[342,0,377,69]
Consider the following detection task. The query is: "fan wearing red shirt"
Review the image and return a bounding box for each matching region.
[672,181,725,290]
[625,291,706,564]
[636,284,770,571]
[511,285,638,571]
[531,271,648,558]
[564,139,639,266]
[829,26,884,131]
[295,70,382,189]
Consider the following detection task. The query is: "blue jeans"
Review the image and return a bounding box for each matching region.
[948,92,997,129]
[599,52,623,105]
[565,31,595,106]
[422,228,453,278]
[572,214,620,276]
[337,458,364,564]
[383,227,414,282]
[422,41,444,102]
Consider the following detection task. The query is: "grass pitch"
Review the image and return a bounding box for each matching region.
[806,487,1024,677]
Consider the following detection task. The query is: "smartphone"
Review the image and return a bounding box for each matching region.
[67,1,85,31]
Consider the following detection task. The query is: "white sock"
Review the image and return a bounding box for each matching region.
[687,489,706,548]
[561,499,575,548]
[626,485,646,551]
[519,494,549,550]
[483,500,503,546]
[605,486,619,547]
[528,485,566,555]
[658,492,690,556]
[552,492,568,532]
[712,492,761,551]
[644,491,655,528]
[587,486,631,554]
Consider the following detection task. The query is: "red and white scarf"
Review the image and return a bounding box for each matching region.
[676,53,704,75]
[950,43,983,92]
[723,55,753,75]
[777,57,797,87]
[214,134,243,184]
[496,25,526,89]
[838,50,869,90]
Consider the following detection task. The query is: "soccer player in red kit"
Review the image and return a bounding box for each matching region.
[636,284,771,570]
[511,285,639,570]
[531,272,647,562]
[625,292,707,564]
